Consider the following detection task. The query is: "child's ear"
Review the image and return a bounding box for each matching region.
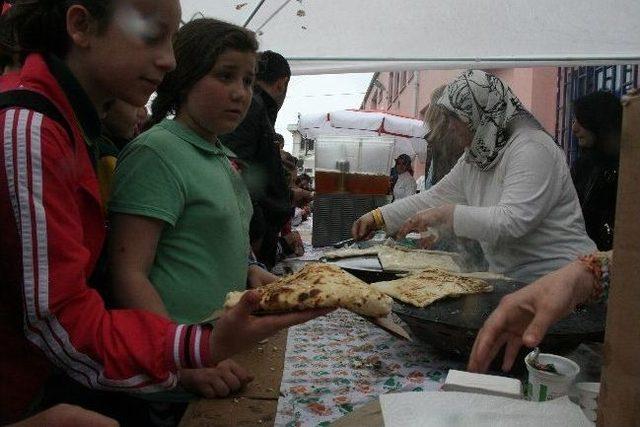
[66,5,99,48]
[276,76,290,93]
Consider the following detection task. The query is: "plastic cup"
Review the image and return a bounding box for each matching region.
[575,382,600,422]
[524,351,580,401]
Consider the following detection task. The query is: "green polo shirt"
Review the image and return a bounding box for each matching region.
[110,119,252,324]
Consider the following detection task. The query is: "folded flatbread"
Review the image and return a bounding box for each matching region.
[371,268,493,308]
[324,245,462,273]
[224,263,393,318]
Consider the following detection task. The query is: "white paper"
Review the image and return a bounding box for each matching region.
[379,391,593,427]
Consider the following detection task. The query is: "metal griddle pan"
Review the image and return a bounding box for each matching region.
[392,278,606,368]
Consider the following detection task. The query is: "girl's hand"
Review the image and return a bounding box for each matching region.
[209,290,332,364]
[179,360,253,398]
[395,204,455,245]
[467,260,594,373]
[247,264,279,289]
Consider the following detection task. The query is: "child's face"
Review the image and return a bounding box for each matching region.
[81,0,181,108]
[180,49,257,139]
[103,99,143,140]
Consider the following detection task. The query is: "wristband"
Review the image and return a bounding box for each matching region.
[578,251,611,304]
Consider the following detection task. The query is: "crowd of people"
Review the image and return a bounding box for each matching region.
[0,0,626,425]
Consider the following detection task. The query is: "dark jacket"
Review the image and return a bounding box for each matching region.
[220,86,292,229]
[571,148,618,250]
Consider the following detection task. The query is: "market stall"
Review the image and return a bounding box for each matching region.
[172,2,640,425]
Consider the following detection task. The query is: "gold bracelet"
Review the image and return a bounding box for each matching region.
[371,208,385,230]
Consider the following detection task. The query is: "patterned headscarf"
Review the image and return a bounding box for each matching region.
[437,70,529,171]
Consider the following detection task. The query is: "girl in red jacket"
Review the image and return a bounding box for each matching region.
[0,1,326,423]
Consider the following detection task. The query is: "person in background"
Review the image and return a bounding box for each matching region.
[220,51,298,270]
[96,100,149,209]
[274,131,285,151]
[296,173,313,191]
[571,91,622,251]
[392,153,417,200]
[0,2,326,424]
[352,70,596,283]
[425,84,467,185]
[468,251,611,373]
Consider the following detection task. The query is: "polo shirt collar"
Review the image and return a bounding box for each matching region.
[159,118,234,156]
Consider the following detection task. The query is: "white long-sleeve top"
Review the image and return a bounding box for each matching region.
[380,127,596,283]
[393,171,418,200]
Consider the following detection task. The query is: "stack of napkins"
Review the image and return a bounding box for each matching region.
[442,369,522,399]
[379,392,593,427]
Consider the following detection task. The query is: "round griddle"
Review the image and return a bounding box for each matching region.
[392,278,606,367]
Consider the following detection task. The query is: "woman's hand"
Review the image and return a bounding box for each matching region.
[351,212,378,241]
[209,290,332,364]
[247,264,279,289]
[395,204,455,245]
[179,360,254,398]
[467,260,594,373]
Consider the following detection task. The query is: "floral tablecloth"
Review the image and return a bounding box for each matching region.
[274,309,463,427]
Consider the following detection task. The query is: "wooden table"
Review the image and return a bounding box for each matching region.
[179,330,288,427]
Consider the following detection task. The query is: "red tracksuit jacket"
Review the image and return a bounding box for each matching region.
[0,54,212,422]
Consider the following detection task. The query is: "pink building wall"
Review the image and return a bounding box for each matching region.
[362,67,559,178]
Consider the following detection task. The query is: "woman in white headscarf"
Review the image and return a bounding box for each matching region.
[352,70,596,283]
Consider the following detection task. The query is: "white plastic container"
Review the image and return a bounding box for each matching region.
[574,382,600,422]
[524,351,580,401]
[314,135,395,175]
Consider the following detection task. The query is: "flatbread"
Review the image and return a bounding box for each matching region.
[371,268,493,308]
[377,246,462,273]
[323,244,462,273]
[224,263,393,318]
[323,245,387,259]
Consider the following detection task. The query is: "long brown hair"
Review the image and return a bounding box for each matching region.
[149,18,259,126]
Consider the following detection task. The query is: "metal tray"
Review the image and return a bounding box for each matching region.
[327,255,404,282]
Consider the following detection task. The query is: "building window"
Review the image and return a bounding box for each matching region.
[401,71,407,89]
[302,138,314,156]
[555,65,639,167]
[371,91,378,110]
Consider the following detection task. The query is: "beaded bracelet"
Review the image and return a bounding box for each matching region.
[578,251,612,304]
[371,208,385,230]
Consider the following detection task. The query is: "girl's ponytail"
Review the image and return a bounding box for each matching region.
[149,90,177,127]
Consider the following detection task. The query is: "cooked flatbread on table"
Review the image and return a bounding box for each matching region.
[323,244,462,273]
[322,245,386,259]
[224,263,393,318]
[376,246,462,273]
[371,268,493,308]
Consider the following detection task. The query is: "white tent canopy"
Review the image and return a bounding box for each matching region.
[297,110,427,159]
[181,0,640,75]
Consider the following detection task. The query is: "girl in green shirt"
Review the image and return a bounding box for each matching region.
[109,19,279,401]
